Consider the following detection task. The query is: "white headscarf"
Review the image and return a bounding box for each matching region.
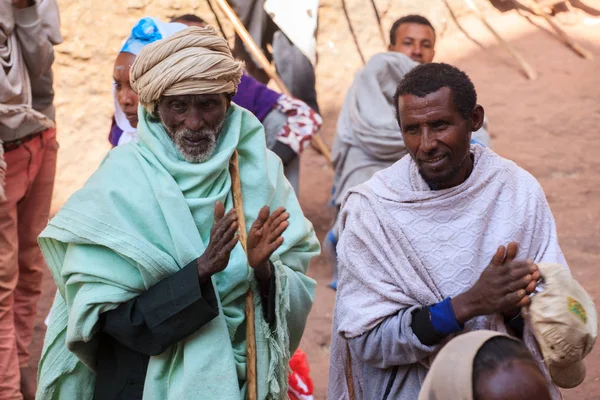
[113,17,186,145]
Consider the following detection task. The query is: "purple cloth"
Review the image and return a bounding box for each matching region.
[232,73,281,122]
[109,117,122,147]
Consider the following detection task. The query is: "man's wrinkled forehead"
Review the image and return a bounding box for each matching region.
[398,87,457,124]
[160,93,226,103]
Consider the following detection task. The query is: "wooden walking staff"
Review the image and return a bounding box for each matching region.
[215,0,333,164]
[229,150,257,400]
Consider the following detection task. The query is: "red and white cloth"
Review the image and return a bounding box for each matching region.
[288,349,314,400]
[274,95,322,155]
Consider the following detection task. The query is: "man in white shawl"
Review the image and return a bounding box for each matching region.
[328,63,567,399]
[325,15,489,288]
[331,15,491,212]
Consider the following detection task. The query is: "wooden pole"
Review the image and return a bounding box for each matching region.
[229,150,257,400]
[369,0,387,47]
[463,0,538,80]
[380,0,393,18]
[205,0,229,40]
[345,342,356,400]
[510,0,593,59]
[341,0,367,65]
[214,0,332,164]
[442,0,486,50]
[569,0,600,17]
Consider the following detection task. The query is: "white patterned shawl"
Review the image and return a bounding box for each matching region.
[329,145,566,399]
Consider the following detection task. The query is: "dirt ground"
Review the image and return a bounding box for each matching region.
[29,1,600,399]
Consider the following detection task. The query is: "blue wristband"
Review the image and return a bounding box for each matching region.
[429,297,462,335]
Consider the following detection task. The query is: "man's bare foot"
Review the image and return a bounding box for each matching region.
[20,366,36,400]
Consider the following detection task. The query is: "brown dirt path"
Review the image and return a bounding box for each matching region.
[30,2,600,399]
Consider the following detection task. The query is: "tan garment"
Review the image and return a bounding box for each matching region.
[0,1,29,111]
[32,0,64,122]
[0,1,57,200]
[38,0,62,46]
[0,1,54,138]
[418,331,515,400]
[130,26,244,114]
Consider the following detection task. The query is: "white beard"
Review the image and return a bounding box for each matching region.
[162,119,224,163]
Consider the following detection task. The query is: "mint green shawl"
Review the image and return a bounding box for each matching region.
[37,104,319,399]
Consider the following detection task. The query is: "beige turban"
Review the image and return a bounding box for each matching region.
[130,26,243,114]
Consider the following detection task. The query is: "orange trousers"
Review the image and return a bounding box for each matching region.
[0,129,57,400]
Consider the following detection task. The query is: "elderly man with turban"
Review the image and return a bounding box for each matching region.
[36,26,319,400]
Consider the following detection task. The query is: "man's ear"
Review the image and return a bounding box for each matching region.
[149,102,161,122]
[471,105,485,132]
[225,93,233,109]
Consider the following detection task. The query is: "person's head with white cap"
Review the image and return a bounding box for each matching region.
[419,330,552,400]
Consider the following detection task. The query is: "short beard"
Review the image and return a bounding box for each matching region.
[161,119,223,163]
[419,163,463,190]
[418,151,471,190]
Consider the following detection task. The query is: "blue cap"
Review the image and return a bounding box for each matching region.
[120,17,187,55]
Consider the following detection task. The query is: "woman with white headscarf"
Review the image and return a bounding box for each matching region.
[109,17,186,146]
